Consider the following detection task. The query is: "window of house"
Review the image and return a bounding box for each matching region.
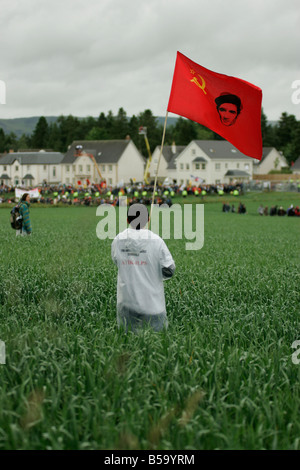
[186,179,189,185]
[215,179,221,184]
[44,165,47,171]
[102,165,105,172]
[215,163,221,170]
[3,165,6,171]
[66,165,70,172]
[73,165,76,172]
[186,164,190,170]
[180,163,184,170]
[237,163,240,169]
[109,178,112,184]
[225,163,228,169]
[66,177,70,184]
[201,163,206,170]
[195,163,200,170]
[27,165,30,170]
[109,165,113,172]
[15,166,19,171]
[191,149,196,155]
[79,165,83,172]
[180,179,184,184]
[53,167,56,177]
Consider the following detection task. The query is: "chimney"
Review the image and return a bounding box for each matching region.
[172,141,176,154]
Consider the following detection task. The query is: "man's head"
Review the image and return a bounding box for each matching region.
[127,204,149,230]
[215,93,242,126]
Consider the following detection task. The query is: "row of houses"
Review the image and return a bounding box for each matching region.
[0,138,292,188]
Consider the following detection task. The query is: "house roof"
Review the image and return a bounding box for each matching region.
[292,156,300,170]
[0,151,64,165]
[193,157,207,163]
[62,140,133,164]
[23,174,34,179]
[193,140,250,160]
[154,145,185,170]
[225,170,251,177]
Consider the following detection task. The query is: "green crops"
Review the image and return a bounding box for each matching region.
[0,193,299,450]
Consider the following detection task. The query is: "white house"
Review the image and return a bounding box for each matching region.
[253,147,289,175]
[0,150,64,187]
[151,140,253,185]
[61,139,145,186]
[148,143,185,181]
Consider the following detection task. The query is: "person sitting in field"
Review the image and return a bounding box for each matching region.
[222,203,230,213]
[258,204,264,216]
[238,203,246,214]
[294,206,300,217]
[263,206,268,216]
[277,206,286,216]
[287,204,295,216]
[111,204,175,334]
[270,205,277,216]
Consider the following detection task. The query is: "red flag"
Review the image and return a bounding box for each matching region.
[167,52,263,160]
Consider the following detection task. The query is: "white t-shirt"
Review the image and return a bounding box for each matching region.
[111,228,175,315]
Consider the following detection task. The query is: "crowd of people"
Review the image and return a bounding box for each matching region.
[222,202,247,214]
[0,182,245,205]
[257,204,300,216]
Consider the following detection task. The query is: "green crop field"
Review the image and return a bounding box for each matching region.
[0,192,299,450]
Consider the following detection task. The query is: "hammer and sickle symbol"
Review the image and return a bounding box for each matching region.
[190,74,207,95]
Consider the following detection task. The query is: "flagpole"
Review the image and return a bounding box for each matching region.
[149,110,168,226]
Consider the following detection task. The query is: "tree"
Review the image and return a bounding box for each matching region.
[31,116,49,148]
[261,108,276,147]
[0,128,6,152]
[112,107,130,139]
[169,117,197,145]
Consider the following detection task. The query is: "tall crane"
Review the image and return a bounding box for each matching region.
[75,145,104,185]
[139,127,152,184]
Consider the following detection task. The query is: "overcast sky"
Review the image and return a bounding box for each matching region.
[1,0,299,121]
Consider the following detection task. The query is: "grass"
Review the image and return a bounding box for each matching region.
[0,192,299,450]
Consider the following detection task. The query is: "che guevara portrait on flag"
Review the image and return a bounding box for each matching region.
[214,93,242,127]
[167,52,262,160]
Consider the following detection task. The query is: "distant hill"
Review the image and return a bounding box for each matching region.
[0,116,59,138]
[0,115,179,138]
[0,115,278,138]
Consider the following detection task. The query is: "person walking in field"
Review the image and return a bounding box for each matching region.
[16,193,32,236]
[111,204,175,333]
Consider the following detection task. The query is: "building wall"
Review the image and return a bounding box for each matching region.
[149,147,169,179]
[0,161,61,186]
[117,141,145,184]
[253,148,288,175]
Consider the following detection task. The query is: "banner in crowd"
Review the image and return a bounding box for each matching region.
[15,188,40,199]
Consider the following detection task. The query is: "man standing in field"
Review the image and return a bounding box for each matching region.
[111,204,175,333]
